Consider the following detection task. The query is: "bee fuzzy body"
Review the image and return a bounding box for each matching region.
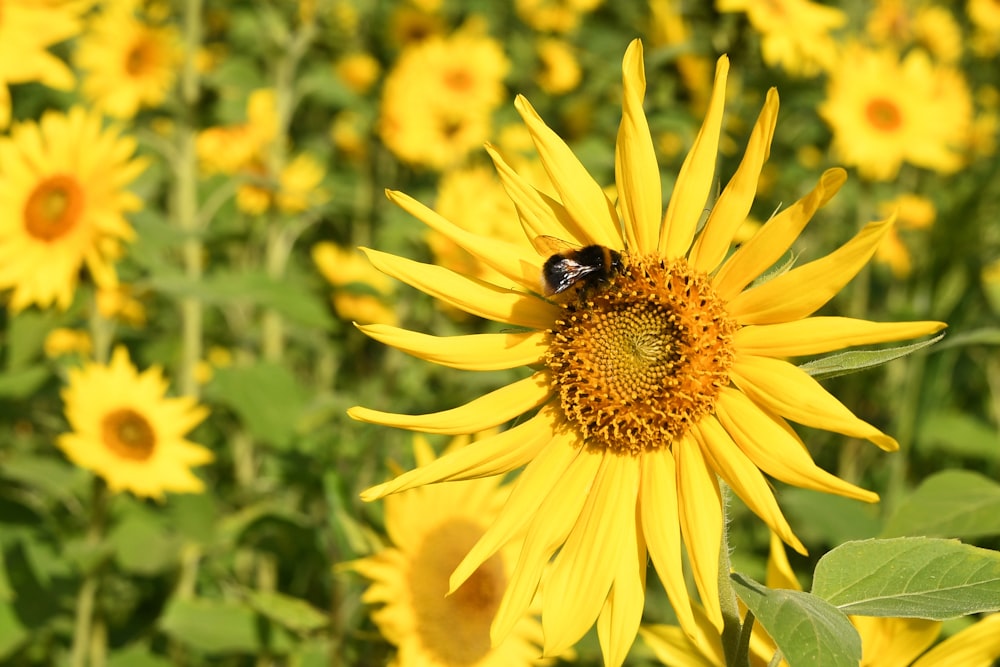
[541,244,623,296]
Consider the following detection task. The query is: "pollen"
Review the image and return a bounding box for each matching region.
[545,255,737,454]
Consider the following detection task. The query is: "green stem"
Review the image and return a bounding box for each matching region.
[717,490,744,666]
[69,480,109,667]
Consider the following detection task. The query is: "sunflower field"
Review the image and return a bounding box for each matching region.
[2,0,1000,666]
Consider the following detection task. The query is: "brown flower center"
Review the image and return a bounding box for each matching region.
[24,175,85,242]
[546,255,736,454]
[410,519,505,666]
[865,98,903,131]
[443,68,474,93]
[101,408,156,461]
[126,37,157,77]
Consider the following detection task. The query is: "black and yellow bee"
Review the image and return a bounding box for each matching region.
[534,236,623,296]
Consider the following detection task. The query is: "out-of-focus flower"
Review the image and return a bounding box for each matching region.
[57,346,213,500]
[352,41,944,666]
[866,0,963,63]
[0,0,87,128]
[388,5,444,48]
[0,108,145,312]
[97,284,148,327]
[717,0,845,77]
[194,346,233,385]
[819,45,972,181]
[874,194,936,278]
[330,111,369,162]
[379,23,509,170]
[44,328,93,359]
[197,89,278,175]
[649,0,715,111]
[535,39,581,95]
[335,52,381,95]
[313,242,396,326]
[515,0,603,34]
[275,154,329,213]
[348,435,548,667]
[969,0,1000,56]
[74,2,182,118]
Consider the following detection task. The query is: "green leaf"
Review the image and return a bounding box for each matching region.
[5,310,56,369]
[782,489,881,545]
[207,363,308,449]
[160,598,260,654]
[0,367,50,399]
[731,573,861,667]
[0,602,29,661]
[798,334,944,380]
[107,644,174,667]
[245,590,328,634]
[916,410,999,459]
[812,537,1000,618]
[883,470,1000,539]
[109,510,181,575]
[0,455,86,502]
[934,328,1000,349]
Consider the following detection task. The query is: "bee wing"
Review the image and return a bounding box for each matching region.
[544,256,603,294]
[532,235,580,257]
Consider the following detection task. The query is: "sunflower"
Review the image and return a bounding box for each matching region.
[57,347,213,500]
[0,107,146,312]
[350,435,547,667]
[819,45,972,181]
[0,0,87,127]
[74,1,182,119]
[352,41,944,665]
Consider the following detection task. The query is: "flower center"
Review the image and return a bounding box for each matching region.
[545,255,736,454]
[865,98,903,131]
[126,38,157,77]
[410,519,505,666]
[24,175,85,242]
[443,68,474,93]
[101,408,156,461]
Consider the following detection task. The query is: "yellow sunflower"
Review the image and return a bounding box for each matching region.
[0,0,87,127]
[350,435,548,667]
[74,1,182,119]
[0,107,146,311]
[58,346,213,500]
[819,45,972,181]
[352,41,944,666]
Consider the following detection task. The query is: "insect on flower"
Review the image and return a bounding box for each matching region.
[535,235,624,296]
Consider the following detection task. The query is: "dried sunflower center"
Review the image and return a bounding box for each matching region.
[546,255,737,454]
[101,408,156,461]
[865,98,903,131]
[410,519,505,666]
[24,175,85,242]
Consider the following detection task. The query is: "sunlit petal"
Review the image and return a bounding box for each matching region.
[689,88,779,274]
[734,317,947,357]
[913,614,1000,667]
[597,509,647,667]
[356,324,548,371]
[713,168,847,302]
[660,56,729,258]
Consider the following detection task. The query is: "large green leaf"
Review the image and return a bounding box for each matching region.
[160,598,260,654]
[781,489,881,545]
[812,537,1000,618]
[916,410,999,459]
[207,363,308,449]
[0,602,29,662]
[798,334,944,380]
[245,589,328,634]
[0,367,50,399]
[109,510,181,576]
[731,573,861,667]
[882,470,1000,539]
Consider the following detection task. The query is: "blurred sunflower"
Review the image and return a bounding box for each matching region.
[57,346,213,500]
[535,39,581,95]
[515,0,603,34]
[352,41,943,666]
[969,0,1000,56]
[0,107,145,311]
[866,0,962,64]
[349,435,548,667]
[819,45,972,181]
[874,194,936,278]
[0,0,86,127]
[313,242,397,326]
[716,0,845,77]
[74,1,182,119]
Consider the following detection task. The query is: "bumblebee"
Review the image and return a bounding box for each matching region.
[534,236,623,296]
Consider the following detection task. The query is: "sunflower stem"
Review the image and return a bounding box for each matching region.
[733,609,755,667]
[69,479,109,667]
[717,502,744,666]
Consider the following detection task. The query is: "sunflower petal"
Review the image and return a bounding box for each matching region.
[660,56,729,259]
[766,531,802,591]
[675,433,724,631]
[359,405,559,500]
[914,613,1000,667]
[640,450,697,637]
[616,39,661,253]
[386,189,541,289]
[486,143,584,246]
[515,95,623,248]
[689,88,779,274]
[490,445,604,644]
[734,317,947,357]
[727,216,896,324]
[357,324,548,370]
[450,431,580,592]
[695,417,805,554]
[731,354,898,451]
[715,387,879,502]
[361,247,557,329]
[543,452,639,657]
[348,372,550,434]
[639,624,720,667]
[597,508,647,667]
[713,168,847,302]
